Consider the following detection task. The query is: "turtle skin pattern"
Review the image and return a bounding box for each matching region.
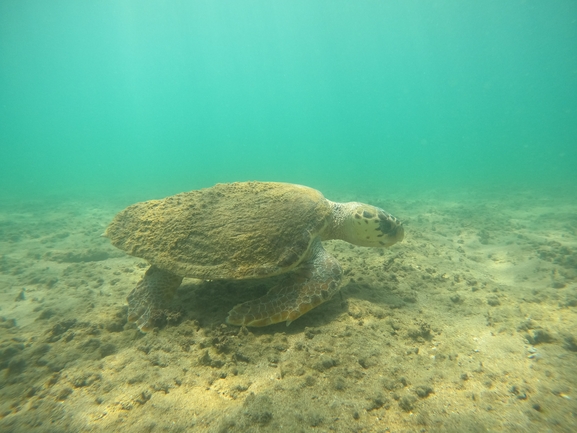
[226,239,343,326]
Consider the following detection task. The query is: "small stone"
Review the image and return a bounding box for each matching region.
[57,387,73,401]
[7,356,26,375]
[314,356,337,371]
[563,336,577,352]
[450,295,461,304]
[333,377,346,391]
[243,394,273,426]
[304,375,316,387]
[487,296,500,306]
[526,329,553,345]
[415,385,434,398]
[99,343,117,358]
[399,395,417,412]
[38,309,56,320]
[135,390,152,405]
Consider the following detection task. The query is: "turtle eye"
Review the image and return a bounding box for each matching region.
[379,217,393,233]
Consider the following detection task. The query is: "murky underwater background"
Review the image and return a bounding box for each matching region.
[1,1,576,432]
[1,0,576,201]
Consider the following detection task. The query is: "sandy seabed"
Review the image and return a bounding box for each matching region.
[0,187,576,433]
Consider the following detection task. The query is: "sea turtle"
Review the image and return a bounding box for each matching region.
[105,181,404,331]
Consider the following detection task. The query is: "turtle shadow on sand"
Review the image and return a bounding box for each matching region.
[145,277,349,333]
[129,273,408,334]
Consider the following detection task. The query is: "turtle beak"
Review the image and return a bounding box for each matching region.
[390,222,404,243]
[378,211,404,246]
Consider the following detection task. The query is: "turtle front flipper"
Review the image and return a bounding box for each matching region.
[127,266,183,332]
[227,241,343,327]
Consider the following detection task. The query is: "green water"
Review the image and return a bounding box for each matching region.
[1,0,576,200]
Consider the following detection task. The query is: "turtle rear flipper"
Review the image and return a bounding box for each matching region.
[226,241,343,327]
[127,266,183,332]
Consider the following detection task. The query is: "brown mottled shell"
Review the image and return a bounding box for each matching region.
[105,182,332,280]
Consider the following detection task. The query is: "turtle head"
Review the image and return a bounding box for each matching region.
[329,202,404,248]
